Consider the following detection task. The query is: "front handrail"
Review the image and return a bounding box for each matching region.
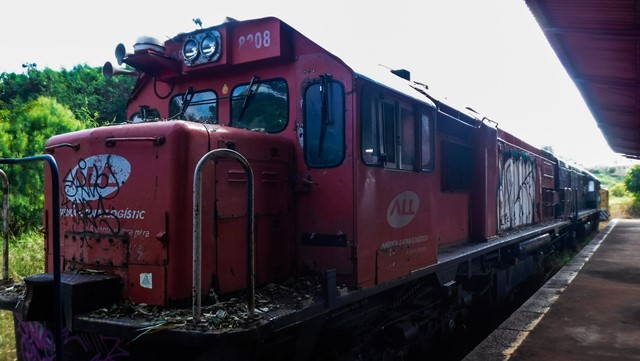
[0,155,62,361]
[0,169,9,282]
[192,149,255,324]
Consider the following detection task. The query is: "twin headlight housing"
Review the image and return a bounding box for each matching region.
[182,30,222,66]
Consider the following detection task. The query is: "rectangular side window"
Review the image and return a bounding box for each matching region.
[303,76,345,168]
[421,112,434,171]
[381,101,397,168]
[442,140,473,191]
[361,86,380,165]
[399,107,415,170]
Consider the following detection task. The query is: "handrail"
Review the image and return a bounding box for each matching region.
[0,155,62,361]
[192,149,255,324]
[0,169,8,282]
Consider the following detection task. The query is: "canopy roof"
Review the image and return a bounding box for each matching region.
[526,0,640,159]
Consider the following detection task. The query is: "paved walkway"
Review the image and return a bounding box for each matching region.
[464,219,640,361]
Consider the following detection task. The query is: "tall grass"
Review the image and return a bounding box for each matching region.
[609,195,635,219]
[0,230,45,361]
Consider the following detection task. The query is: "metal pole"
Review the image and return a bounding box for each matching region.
[0,155,62,361]
[193,149,255,323]
[0,170,8,281]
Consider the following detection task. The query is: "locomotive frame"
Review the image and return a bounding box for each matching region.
[0,16,603,360]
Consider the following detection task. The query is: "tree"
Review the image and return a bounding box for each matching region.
[0,65,135,125]
[0,96,86,234]
[624,164,640,195]
[54,65,135,124]
[0,65,134,235]
[623,164,640,216]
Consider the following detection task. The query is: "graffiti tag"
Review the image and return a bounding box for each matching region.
[498,154,535,230]
[18,320,130,361]
[61,155,131,235]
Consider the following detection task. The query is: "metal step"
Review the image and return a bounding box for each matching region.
[19,272,121,328]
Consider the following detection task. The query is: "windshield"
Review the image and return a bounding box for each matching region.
[231,78,288,133]
[169,90,218,123]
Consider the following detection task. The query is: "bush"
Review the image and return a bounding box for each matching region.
[610,183,629,198]
[0,97,86,234]
[630,196,640,216]
[624,165,640,194]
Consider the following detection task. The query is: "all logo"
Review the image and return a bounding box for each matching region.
[387,191,420,228]
[64,154,131,202]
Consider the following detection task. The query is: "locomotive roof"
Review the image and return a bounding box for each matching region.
[355,66,485,129]
[355,68,437,109]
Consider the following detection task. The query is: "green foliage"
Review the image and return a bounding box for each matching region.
[0,97,86,233]
[0,65,135,124]
[0,65,134,233]
[609,182,629,198]
[588,165,632,216]
[626,195,640,218]
[624,165,640,195]
[0,230,45,280]
[588,165,630,190]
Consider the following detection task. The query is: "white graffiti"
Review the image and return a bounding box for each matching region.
[498,155,536,230]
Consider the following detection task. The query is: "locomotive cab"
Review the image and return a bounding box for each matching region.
[42,17,358,307]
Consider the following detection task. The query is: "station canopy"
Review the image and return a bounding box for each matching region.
[526,0,640,159]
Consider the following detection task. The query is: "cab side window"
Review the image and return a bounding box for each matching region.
[304,75,345,168]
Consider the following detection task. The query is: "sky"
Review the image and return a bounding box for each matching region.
[1,0,636,168]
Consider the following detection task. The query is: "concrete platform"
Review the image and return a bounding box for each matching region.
[463,219,640,361]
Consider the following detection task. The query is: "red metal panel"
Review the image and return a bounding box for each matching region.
[61,234,127,268]
[470,124,499,241]
[375,235,432,285]
[216,217,248,292]
[211,132,295,293]
[294,52,356,283]
[432,135,470,247]
[128,264,166,306]
[355,165,437,288]
[230,18,290,65]
[46,121,212,306]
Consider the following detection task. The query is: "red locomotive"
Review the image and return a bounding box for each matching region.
[0,16,602,360]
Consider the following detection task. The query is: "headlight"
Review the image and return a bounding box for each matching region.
[200,34,219,58]
[183,38,199,62]
[182,31,222,66]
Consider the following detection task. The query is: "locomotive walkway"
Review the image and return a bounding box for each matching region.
[463,218,640,361]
